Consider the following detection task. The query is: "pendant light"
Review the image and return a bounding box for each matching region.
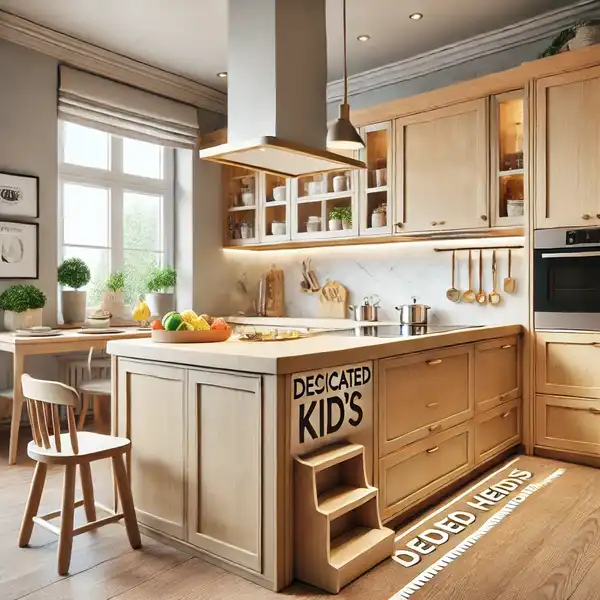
[327,0,365,151]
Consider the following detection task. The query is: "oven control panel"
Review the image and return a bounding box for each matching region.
[566,229,600,245]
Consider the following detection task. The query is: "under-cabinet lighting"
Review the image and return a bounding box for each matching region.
[409,13,424,20]
[357,34,371,42]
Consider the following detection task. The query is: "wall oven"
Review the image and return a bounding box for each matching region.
[534,227,600,330]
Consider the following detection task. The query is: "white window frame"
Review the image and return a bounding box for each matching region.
[58,120,175,298]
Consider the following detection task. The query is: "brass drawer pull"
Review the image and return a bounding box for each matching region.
[427,359,443,366]
[501,344,513,349]
[426,446,440,454]
[502,412,511,419]
[589,407,600,415]
[429,423,441,433]
[426,402,439,408]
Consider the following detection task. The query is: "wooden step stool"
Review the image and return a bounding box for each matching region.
[294,442,394,593]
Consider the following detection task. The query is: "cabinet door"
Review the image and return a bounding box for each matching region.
[475,399,521,464]
[394,99,489,234]
[536,66,600,229]
[187,369,263,573]
[536,332,600,399]
[117,360,187,539]
[475,336,520,413]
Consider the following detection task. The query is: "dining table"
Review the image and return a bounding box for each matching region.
[0,327,150,465]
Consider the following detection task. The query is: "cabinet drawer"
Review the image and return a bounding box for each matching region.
[536,332,600,399]
[379,345,474,456]
[475,399,521,464]
[379,423,474,521]
[536,394,600,455]
[475,336,520,412]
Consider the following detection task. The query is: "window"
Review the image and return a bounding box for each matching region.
[59,121,174,307]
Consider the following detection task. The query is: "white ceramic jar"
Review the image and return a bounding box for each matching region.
[271,221,286,235]
[306,216,321,233]
[333,175,347,192]
[372,211,386,228]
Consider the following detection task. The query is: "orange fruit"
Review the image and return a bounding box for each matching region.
[151,319,164,330]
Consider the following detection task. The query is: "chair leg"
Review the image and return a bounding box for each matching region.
[18,462,47,547]
[93,396,102,432]
[112,453,141,550]
[79,462,97,523]
[58,464,76,576]
[78,394,90,430]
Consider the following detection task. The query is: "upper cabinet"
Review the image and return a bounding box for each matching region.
[223,166,260,246]
[261,174,291,244]
[394,99,489,234]
[359,122,393,236]
[491,91,526,227]
[536,65,600,229]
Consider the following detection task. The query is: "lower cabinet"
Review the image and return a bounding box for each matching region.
[117,360,187,538]
[536,394,600,455]
[187,370,263,573]
[475,399,520,464]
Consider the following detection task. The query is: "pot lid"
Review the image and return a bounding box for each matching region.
[199,0,366,178]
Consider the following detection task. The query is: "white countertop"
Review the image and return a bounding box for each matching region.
[107,324,522,375]
[226,316,398,329]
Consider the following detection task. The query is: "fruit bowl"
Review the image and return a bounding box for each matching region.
[151,329,232,344]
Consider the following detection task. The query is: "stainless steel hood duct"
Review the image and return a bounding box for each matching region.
[199,0,366,178]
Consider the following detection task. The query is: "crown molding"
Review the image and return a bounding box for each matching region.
[0,11,227,114]
[327,0,600,103]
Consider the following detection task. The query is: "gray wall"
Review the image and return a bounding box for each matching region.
[0,39,58,325]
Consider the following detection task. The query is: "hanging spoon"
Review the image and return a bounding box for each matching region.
[462,251,476,304]
[476,249,487,305]
[489,250,501,305]
[446,250,460,302]
[503,248,516,294]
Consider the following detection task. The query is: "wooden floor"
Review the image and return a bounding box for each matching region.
[3,431,600,600]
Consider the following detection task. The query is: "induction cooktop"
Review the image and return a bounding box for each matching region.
[333,324,480,338]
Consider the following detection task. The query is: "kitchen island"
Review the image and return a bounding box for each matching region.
[107,323,522,592]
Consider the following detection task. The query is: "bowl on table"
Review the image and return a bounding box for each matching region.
[84,310,112,329]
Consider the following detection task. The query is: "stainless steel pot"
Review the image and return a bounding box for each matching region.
[395,297,431,325]
[349,295,380,322]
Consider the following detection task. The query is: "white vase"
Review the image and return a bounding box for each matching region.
[329,219,342,231]
[101,291,125,320]
[342,220,352,231]
[61,290,87,324]
[4,308,43,331]
[145,292,175,319]
[372,212,386,228]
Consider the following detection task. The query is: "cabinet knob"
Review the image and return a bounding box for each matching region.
[501,412,511,419]
[589,407,600,415]
[501,344,513,349]
[480,215,488,222]
[395,222,403,229]
[426,402,439,409]
[427,359,443,366]
[431,221,438,226]
[439,220,446,225]
[426,446,440,454]
[583,213,592,220]
[596,215,600,220]
[429,423,441,433]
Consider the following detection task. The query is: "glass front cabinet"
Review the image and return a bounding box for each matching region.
[491,90,526,227]
[359,121,393,236]
[223,166,260,246]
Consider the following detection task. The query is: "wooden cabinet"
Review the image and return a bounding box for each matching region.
[379,423,474,521]
[187,369,263,572]
[394,99,489,234]
[536,66,600,229]
[379,346,474,455]
[359,121,393,236]
[536,332,600,399]
[116,360,187,538]
[223,166,260,246]
[475,399,520,464]
[475,336,520,412]
[261,174,291,244]
[536,394,600,455]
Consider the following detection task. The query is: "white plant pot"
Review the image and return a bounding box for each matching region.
[61,290,87,324]
[328,219,342,231]
[145,292,175,319]
[4,308,43,331]
[371,212,386,228]
[101,291,125,320]
[342,220,352,231]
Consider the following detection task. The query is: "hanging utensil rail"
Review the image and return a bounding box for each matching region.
[433,245,523,252]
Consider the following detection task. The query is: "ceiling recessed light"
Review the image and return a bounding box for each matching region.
[409,12,423,20]
[357,34,371,42]
[217,71,227,78]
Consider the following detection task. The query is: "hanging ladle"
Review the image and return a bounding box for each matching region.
[446,250,460,302]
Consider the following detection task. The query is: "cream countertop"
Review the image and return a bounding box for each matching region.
[107,324,522,375]
[226,316,398,329]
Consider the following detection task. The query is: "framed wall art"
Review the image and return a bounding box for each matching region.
[0,221,39,279]
[0,172,39,218]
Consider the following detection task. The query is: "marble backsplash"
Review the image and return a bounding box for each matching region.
[218,237,528,327]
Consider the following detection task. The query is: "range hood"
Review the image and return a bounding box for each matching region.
[199,0,366,178]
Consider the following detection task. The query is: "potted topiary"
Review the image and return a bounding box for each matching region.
[0,284,46,330]
[101,271,125,320]
[145,266,177,318]
[58,257,91,323]
[328,207,343,231]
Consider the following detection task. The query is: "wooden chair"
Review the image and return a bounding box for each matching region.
[77,347,112,430]
[19,373,141,575]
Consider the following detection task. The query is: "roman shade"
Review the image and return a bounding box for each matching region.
[58,66,199,148]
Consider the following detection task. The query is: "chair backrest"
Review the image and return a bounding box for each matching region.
[21,374,79,454]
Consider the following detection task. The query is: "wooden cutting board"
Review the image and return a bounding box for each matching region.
[318,281,348,319]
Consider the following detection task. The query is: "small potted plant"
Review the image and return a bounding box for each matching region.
[0,284,46,330]
[101,271,125,320]
[339,206,352,231]
[371,204,387,228]
[58,257,91,323]
[328,206,348,231]
[145,266,177,318]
